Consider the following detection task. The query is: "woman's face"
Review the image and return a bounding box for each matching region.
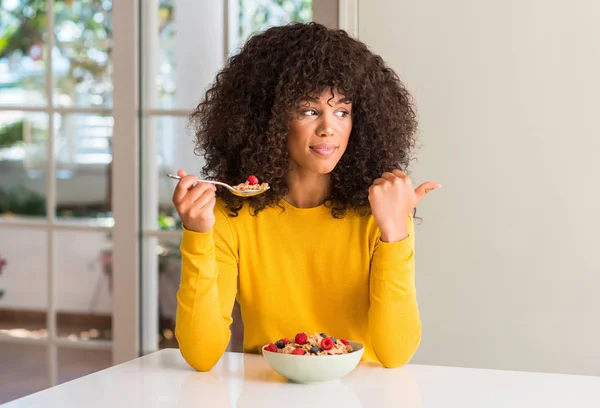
[286,88,353,175]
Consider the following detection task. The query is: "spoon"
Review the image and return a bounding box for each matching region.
[166,174,268,197]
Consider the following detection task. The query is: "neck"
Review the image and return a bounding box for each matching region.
[284,168,331,208]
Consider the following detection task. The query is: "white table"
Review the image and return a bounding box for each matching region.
[3,349,600,407]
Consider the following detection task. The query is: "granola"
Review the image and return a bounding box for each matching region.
[264,332,353,356]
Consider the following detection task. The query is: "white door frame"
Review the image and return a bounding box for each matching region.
[111,0,141,365]
[338,0,359,36]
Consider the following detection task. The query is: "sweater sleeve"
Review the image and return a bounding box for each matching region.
[368,215,421,368]
[175,202,239,372]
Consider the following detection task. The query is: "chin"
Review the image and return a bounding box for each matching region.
[307,161,340,175]
[291,150,346,175]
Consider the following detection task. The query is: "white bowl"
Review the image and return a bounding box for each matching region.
[262,340,364,384]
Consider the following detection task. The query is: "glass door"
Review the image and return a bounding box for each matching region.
[138,0,325,355]
[0,0,138,403]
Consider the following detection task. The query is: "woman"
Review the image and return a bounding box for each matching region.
[172,22,440,371]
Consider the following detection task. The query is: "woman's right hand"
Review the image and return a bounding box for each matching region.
[172,169,217,233]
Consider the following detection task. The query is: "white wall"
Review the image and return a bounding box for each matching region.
[359,0,600,376]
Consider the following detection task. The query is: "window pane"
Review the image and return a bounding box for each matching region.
[0,111,48,219]
[53,0,113,108]
[148,0,312,110]
[0,228,48,339]
[236,0,313,48]
[146,0,218,110]
[140,234,179,352]
[155,234,180,349]
[152,0,176,109]
[142,115,194,232]
[58,347,111,385]
[0,344,48,404]
[0,1,47,106]
[54,113,113,222]
[54,230,113,342]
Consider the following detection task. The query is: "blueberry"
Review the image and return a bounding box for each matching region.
[310,346,319,354]
[320,333,327,338]
[275,340,285,349]
[331,337,337,344]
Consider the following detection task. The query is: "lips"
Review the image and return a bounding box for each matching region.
[309,144,338,156]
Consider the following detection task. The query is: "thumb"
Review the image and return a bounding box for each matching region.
[177,169,188,177]
[414,181,442,203]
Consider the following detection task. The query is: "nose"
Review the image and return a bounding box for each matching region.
[316,117,334,138]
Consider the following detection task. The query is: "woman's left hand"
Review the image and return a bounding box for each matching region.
[368,169,441,242]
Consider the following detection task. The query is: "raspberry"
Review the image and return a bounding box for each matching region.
[281,338,289,344]
[321,337,334,350]
[264,343,278,353]
[340,339,350,346]
[247,175,259,185]
[295,332,308,345]
[292,348,305,355]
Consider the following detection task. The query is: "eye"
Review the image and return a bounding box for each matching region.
[335,110,350,118]
[302,109,318,116]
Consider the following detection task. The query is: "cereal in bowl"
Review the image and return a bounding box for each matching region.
[263,332,353,356]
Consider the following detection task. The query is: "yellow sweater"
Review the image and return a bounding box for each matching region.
[175,199,421,371]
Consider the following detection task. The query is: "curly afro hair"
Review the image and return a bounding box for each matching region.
[190,22,418,218]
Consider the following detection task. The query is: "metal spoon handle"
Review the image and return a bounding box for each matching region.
[166,174,232,190]
[166,173,266,197]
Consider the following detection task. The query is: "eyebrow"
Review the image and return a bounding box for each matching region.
[303,96,351,105]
